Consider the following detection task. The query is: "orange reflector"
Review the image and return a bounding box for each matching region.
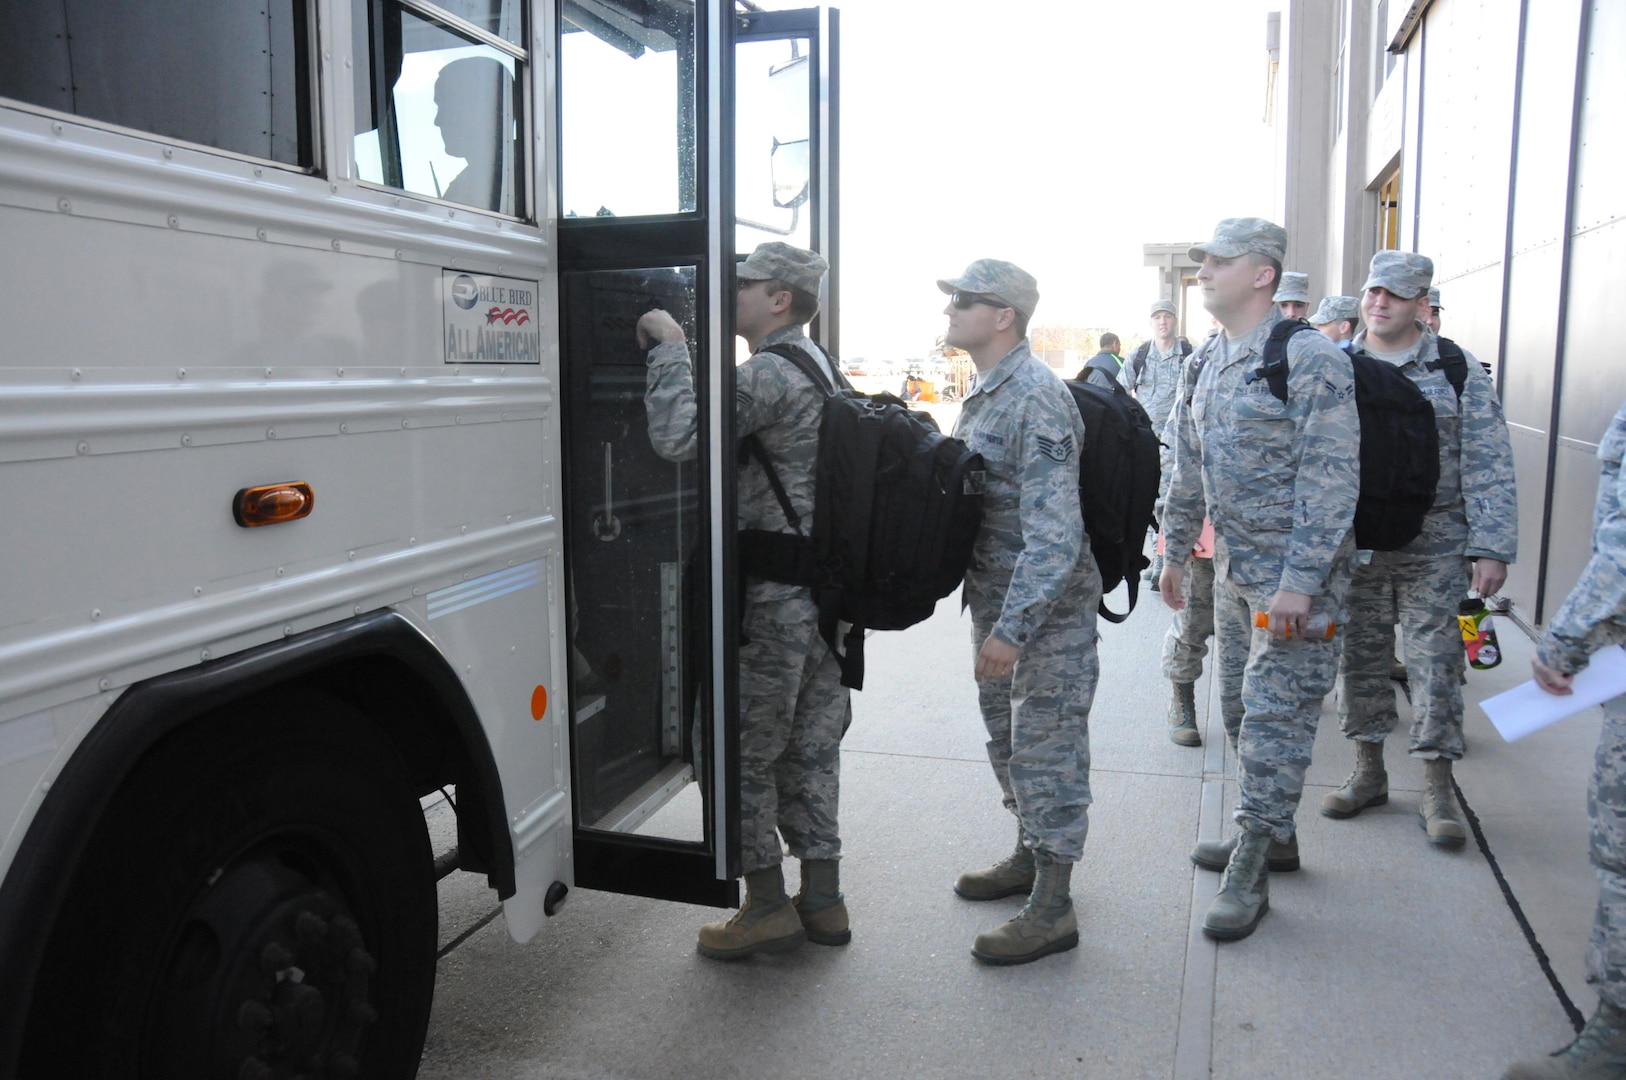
[530,685,548,721]
[233,482,315,527]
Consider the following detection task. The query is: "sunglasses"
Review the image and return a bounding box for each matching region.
[950,291,1013,311]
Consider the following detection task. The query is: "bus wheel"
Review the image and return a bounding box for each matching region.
[19,694,438,1080]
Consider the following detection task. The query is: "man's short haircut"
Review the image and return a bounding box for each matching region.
[766,278,820,323]
[1014,310,1030,338]
[1100,332,1121,351]
[1249,253,1282,292]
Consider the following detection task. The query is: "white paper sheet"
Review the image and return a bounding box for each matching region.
[1481,645,1626,742]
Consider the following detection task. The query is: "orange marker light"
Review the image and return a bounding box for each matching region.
[530,685,548,721]
[233,482,315,527]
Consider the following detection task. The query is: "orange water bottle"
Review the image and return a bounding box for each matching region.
[1253,611,1337,639]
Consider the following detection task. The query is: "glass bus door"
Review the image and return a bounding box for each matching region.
[558,0,838,907]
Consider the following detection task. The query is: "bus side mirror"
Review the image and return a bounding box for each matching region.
[767,54,809,209]
[771,138,809,209]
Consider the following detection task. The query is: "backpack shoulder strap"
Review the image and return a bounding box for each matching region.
[758,341,850,394]
[738,434,800,531]
[738,342,834,534]
[1130,341,1151,383]
[1181,333,1217,406]
[1251,319,1315,403]
[1428,336,1469,398]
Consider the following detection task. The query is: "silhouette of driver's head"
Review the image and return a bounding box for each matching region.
[433,57,513,210]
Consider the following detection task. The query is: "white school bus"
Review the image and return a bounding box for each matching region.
[0,1,837,1074]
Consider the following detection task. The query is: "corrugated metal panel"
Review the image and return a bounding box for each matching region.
[1539,0,1625,618]
[1498,0,1580,616]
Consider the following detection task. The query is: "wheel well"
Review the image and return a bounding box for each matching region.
[0,611,514,1077]
[299,652,503,881]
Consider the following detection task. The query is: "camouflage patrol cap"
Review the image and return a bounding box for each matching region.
[1310,295,1361,325]
[1149,298,1179,317]
[937,258,1040,319]
[1188,217,1288,264]
[1273,271,1310,303]
[737,241,828,297]
[1428,286,1443,309]
[1362,250,1433,300]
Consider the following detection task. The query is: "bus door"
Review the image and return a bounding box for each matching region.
[558,1,838,906]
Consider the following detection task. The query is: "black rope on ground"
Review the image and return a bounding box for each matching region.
[1454,774,1586,1033]
[437,906,503,961]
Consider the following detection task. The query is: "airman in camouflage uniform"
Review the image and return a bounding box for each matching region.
[1131,298,1195,586]
[1158,339,1238,751]
[1310,295,1361,348]
[639,242,852,960]
[1321,252,1517,850]
[1127,299,1191,436]
[1273,270,1312,321]
[1161,533,1243,751]
[938,259,1100,966]
[1161,218,1360,940]
[1504,402,1626,1079]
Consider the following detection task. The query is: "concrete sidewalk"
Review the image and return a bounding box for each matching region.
[420,584,1600,1079]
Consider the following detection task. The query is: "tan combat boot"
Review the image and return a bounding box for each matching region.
[971,852,1079,965]
[1502,999,1626,1078]
[1420,758,1468,848]
[1190,833,1300,873]
[697,866,806,960]
[1168,682,1201,747]
[793,858,851,946]
[954,841,1035,901]
[1321,739,1389,818]
[1202,830,1270,941]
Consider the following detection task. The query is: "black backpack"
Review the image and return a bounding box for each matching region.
[1061,376,1163,623]
[738,343,985,690]
[1253,321,1467,551]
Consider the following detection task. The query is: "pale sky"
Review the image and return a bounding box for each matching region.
[820,0,1281,361]
[551,0,1282,359]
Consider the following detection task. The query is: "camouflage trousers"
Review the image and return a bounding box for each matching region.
[1590,694,1626,1009]
[1337,553,1469,759]
[1214,567,1352,843]
[1154,422,1176,525]
[1162,554,1215,681]
[737,584,850,874]
[967,575,1099,863]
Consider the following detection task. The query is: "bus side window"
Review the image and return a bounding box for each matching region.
[0,2,314,167]
[353,0,526,218]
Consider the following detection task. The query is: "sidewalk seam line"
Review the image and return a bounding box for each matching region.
[1172,678,1224,1079]
[1455,775,1586,1033]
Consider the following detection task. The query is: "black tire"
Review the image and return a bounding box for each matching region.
[20,693,437,1080]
